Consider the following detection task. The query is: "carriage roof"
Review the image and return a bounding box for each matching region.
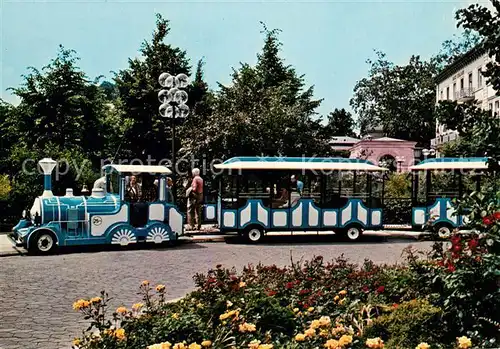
[410,157,489,171]
[103,164,172,175]
[214,157,387,171]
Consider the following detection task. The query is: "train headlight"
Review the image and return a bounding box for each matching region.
[22,210,26,218]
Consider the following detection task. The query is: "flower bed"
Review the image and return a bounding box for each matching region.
[72,191,500,349]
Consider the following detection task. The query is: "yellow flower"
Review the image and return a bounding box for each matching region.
[239,322,257,333]
[142,280,150,286]
[239,281,247,287]
[90,297,102,304]
[319,329,330,338]
[219,309,239,320]
[338,299,345,305]
[226,300,233,308]
[295,333,306,342]
[339,290,347,296]
[307,307,315,312]
[172,313,179,320]
[334,295,340,302]
[366,337,384,349]
[132,303,144,311]
[116,306,128,314]
[415,343,430,349]
[197,303,204,309]
[293,308,299,313]
[332,325,345,336]
[338,335,353,346]
[257,345,273,349]
[189,343,202,349]
[319,316,332,327]
[310,319,321,329]
[305,328,316,337]
[148,345,163,349]
[173,343,186,349]
[457,336,472,349]
[324,339,339,349]
[72,338,81,346]
[72,299,90,311]
[248,340,261,349]
[201,340,212,347]
[114,328,126,340]
[156,284,166,292]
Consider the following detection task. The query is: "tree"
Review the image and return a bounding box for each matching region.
[350,51,437,145]
[7,45,109,163]
[456,1,500,96]
[113,14,192,162]
[323,108,355,137]
[433,29,481,71]
[183,25,331,164]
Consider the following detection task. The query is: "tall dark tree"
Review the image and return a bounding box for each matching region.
[350,52,437,144]
[323,108,356,137]
[113,14,191,162]
[184,24,331,163]
[8,45,107,159]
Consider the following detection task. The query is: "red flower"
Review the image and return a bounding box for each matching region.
[376,286,385,294]
[266,290,277,297]
[392,303,399,309]
[303,303,310,309]
[451,235,461,245]
[299,289,310,296]
[447,264,456,272]
[468,239,479,250]
[362,286,370,293]
[494,212,500,220]
[230,276,238,281]
[307,277,314,282]
[452,244,462,253]
[483,216,494,226]
[437,260,445,267]
[285,282,294,289]
[451,252,460,259]
[207,278,216,284]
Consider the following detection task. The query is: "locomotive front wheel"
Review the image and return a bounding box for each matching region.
[245,226,264,243]
[29,231,57,254]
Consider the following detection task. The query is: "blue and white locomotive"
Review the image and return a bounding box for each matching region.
[10,158,184,254]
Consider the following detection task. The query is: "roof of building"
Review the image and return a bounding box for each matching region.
[435,44,487,84]
[329,136,360,144]
[214,157,387,171]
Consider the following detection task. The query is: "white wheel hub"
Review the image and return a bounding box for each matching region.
[347,227,361,240]
[37,234,54,252]
[438,226,451,238]
[248,228,262,242]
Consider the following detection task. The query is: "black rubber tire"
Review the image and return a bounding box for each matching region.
[245,226,264,244]
[29,230,57,255]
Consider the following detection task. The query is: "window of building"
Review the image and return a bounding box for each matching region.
[453,83,456,99]
[460,78,464,90]
[489,103,493,110]
[495,101,499,115]
[478,68,483,87]
[468,72,473,89]
[440,90,443,100]
[446,87,450,100]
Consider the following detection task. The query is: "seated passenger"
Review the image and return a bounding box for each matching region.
[125,175,141,202]
[142,179,158,202]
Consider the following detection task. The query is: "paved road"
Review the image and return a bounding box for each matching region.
[0,238,432,349]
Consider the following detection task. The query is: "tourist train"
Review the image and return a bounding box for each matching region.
[9,158,183,254]
[9,156,493,251]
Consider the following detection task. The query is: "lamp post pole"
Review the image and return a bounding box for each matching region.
[158,73,189,203]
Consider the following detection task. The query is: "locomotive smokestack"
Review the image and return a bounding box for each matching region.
[38,158,57,197]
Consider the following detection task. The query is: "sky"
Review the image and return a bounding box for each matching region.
[0,0,494,120]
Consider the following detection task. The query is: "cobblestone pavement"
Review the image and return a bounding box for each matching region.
[0,238,432,349]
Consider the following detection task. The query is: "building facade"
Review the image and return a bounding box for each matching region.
[432,46,500,150]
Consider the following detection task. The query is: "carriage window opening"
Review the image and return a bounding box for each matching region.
[107,172,120,195]
[430,171,459,199]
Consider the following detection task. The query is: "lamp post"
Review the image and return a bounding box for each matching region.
[158,73,190,203]
[422,148,436,159]
[395,156,406,172]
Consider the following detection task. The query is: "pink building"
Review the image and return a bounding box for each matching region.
[349,137,417,172]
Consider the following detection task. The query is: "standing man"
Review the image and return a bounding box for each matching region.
[187,168,204,230]
[291,175,304,195]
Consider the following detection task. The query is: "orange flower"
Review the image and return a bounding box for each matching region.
[156,284,166,292]
[90,297,102,304]
[116,306,128,314]
[72,299,90,311]
[142,280,150,286]
[114,328,126,340]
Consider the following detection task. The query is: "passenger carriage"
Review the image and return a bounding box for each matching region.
[409,157,491,236]
[9,158,184,254]
[204,157,387,243]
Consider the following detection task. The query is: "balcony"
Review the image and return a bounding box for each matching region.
[455,87,475,103]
